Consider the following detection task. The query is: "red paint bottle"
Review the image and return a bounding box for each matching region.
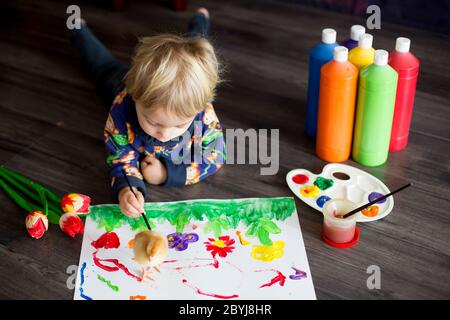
[388,37,420,151]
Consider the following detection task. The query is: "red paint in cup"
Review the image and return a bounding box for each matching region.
[322,199,358,244]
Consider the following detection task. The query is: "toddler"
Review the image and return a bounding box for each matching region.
[71,8,225,217]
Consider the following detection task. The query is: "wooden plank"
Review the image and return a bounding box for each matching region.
[0,0,448,299]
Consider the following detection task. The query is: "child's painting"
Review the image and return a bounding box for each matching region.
[74,197,316,300]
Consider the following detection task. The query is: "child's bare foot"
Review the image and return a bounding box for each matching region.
[141,267,154,282]
[196,7,209,19]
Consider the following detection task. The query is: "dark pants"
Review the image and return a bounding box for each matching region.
[70,12,210,107]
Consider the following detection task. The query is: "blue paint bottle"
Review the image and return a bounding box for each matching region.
[341,25,365,50]
[306,28,338,138]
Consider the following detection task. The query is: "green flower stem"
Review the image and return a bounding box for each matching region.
[38,189,48,216]
[45,209,62,225]
[0,177,35,212]
[43,189,62,210]
[0,170,61,215]
[0,166,61,209]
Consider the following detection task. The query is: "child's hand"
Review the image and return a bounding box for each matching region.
[141,156,167,185]
[118,187,144,218]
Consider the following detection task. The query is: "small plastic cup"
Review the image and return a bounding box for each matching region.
[322,199,358,244]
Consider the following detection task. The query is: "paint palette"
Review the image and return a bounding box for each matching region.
[286,163,393,222]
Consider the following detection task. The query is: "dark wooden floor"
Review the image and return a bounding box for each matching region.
[0,0,449,300]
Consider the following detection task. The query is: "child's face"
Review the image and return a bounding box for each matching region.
[135,101,195,142]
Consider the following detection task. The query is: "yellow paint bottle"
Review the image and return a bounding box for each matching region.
[348,34,375,69]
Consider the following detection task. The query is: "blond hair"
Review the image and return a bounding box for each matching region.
[125,34,220,118]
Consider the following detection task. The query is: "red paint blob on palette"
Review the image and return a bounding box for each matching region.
[91,232,120,249]
[292,174,309,184]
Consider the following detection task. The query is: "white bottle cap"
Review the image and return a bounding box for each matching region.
[334,46,348,62]
[395,37,411,53]
[350,25,365,41]
[322,28,337,44]
[374,49,389,66]
[359,33,373,49]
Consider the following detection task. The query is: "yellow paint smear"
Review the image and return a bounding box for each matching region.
[300,185,319,198]
[251,240,285,262]
[236,231,250,245]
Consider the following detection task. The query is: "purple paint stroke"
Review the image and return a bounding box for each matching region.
[167,232,199,251]
[289,267,307,280]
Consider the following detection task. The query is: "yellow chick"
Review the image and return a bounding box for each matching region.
[133,230,168,281]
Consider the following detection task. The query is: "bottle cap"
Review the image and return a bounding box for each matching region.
[350,25,365,41]
[374,49,389,66]
[359,33,373,49]
[322,28,337,44]
[395,37,411,53]
[333,46,348,62]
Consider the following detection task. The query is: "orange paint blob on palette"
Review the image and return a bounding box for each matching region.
[362,206,379,217]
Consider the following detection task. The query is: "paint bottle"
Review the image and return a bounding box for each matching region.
[348,34,375,70]
[305,28,338,138]
[388,37,420,151]
[352,50,398,166]
[341,25,365,50]
[316,46,359,162]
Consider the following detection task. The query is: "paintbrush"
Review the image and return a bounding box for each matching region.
[341,183,412,219]
[121,169,151,230]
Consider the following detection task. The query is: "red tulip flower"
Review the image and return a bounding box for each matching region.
[59,212,84,237]
[61,193,91,214]
[25,210,48,239]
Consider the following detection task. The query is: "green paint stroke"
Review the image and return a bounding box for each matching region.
[89,197,296,245]
[97,274,119,292]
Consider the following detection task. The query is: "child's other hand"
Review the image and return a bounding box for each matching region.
[118,187,144,218]
[141,156,167,185]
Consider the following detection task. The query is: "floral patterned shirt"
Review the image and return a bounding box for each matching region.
[104,90,226,199]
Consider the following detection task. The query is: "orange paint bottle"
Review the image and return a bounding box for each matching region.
[316,46,359,162]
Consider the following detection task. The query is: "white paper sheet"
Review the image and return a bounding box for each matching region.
[74,197,316,300]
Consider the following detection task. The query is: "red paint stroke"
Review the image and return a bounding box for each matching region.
[225,261,243,273]
[292,174,309,184]
[256,269,286,288]
[182,279,239,299]
[91,232,120,249]
[163,257,219,270]
[93,251,142,282]
[163,259,178,263]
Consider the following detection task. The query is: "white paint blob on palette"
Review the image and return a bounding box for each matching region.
[286,163,393,222]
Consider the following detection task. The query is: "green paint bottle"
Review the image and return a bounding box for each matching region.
[352,50,398,166]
